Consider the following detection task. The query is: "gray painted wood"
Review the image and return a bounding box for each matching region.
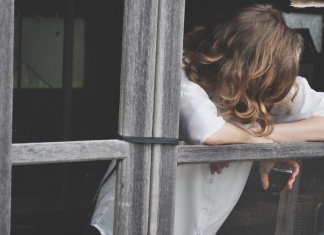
[0,0,14,234]
[12,140,129,165]
[114,144,152,235]
[115,0,159,234]
[152,0,184,138]
[178,142,324,163]
[149,145,177,235]
[118,0,159,137]
[149,0,185,234]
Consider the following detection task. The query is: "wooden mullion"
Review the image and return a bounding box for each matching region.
[11,140,129,165]
[149,0,185,234]
[149,145,178,234]
[114,0,159,234]
[0,0,14,234]
[114,144,152,235]
[178,142,324,164]
[118,0,158,137]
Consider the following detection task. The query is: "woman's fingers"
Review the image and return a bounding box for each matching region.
[286,160,300,190]
[209,162,229,174]
[260,160,300,190]
[260,160,276,190]
[260,172,270,190]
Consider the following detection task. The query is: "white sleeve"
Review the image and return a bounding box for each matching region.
[179,75,225,145]
[274,76,324,123]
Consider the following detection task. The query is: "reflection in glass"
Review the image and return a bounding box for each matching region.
[14,17,84,89]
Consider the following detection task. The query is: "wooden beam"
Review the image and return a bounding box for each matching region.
[114,144,152,235]
[149,0,185,234]
[291,0,324,7]
[177,142,324,164]
[0,0,14,234]
[12,140,129,165]
[115,0,159,234]
[152,0,184,139]
[149,145,178,235]
[118,0,158,137]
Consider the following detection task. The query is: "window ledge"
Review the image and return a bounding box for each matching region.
[177,142,324,164]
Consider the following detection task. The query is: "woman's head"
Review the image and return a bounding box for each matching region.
[183,4,303,135]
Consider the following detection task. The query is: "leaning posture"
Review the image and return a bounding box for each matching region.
[90,4,324,235]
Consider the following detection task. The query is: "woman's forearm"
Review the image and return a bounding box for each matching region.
[269,116,324,142]
[204,122,273,145]
[204,116,324,145]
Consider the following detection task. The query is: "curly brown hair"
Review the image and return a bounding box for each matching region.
[183,4,303,136]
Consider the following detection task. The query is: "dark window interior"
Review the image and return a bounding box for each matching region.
[12,0,123,234]
[13,0,123,143]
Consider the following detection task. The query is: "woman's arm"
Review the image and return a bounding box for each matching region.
[253,116,324,191]
[204,122,274,145]
[204,122,303,190]
[205,122,274,175]
[268,116,324,142]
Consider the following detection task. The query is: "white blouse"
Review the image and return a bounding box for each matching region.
[91,72,324,235]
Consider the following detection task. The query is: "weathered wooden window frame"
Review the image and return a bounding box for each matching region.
[1,0,324,235]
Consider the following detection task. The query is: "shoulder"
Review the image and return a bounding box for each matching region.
[272,76,324,122]
[180,70,209,99]
[290,76,319,104]
[179,70,225,144]
[285,76,309,100]
[295,76,312,95]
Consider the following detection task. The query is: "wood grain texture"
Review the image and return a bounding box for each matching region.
[149,0,185,234]
[115,0,159,234]
[118,0,159,137]
[152,0,185,138]
[0,0,14,234]
[178,142,324,163]
[114,144,152,235]
[149,145,177,235]
[12,140,129,165]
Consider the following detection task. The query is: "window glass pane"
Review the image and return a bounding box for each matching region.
[14,17,85,89]
[13,0,122,143]
[72,18,85,88]
[12,0,123,234]
[20,17,64,88]
[12,161,109,235]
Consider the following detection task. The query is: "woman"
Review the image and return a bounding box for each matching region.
[90,4,324,235]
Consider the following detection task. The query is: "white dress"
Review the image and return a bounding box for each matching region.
[91,72,324,235]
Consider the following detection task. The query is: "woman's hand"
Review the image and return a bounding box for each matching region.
[205,122,273,175]
[204,122,275,145]
[260,160,300,190]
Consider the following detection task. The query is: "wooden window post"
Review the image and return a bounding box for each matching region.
[115,0,185,234]
[149,0,185,234]
[114,0,159,234]
[0,0,14,234]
